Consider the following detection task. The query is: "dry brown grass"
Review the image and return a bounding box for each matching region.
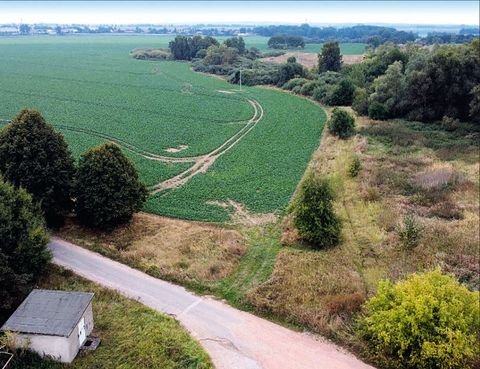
[246,110,479,344]
[261,52,364,69]
[55,212,246,284]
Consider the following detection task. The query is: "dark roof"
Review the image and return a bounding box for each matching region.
[1,289,94,337]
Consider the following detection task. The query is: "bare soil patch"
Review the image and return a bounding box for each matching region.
[55,212,246,284]
[209,199,278,226]
[261,52,364,69]
[164,144,189,153]
[217,89,236,94]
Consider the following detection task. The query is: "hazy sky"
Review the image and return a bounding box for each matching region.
[0,1,478,25]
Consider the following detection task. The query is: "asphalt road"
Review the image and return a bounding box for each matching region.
[50,238,374,369]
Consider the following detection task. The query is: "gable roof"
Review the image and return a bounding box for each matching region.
[1,289,94,337]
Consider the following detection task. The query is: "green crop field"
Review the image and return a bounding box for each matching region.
[0,35,326,221]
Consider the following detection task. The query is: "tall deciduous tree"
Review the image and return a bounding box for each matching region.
[0,178,50,313]
[318,41,342,72]
[0,109,75,226]
[75,143,148,230]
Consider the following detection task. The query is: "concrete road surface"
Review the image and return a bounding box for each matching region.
[50,238,374,369]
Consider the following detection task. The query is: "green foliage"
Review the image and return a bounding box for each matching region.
[223,36,246,54]
[369,61,406,118]
[328,108,356,139]
[75,143,148,229]
[469,84,480,123]
[0,109,75,226]
[276,61,305,87]
[0,178,50,312]
[203,44,239,65]
[352,88,369,115]
[282,77,309,91]
[348,155,361,177]
[267,35,305,49]
[318,41,342,72]
[292,174,342,248]
[398,214,423,250]
[329,78,355,106]
[360,269,480,369]
[169,35,219,60]
[131,48,170,60]
[368,100,388,120]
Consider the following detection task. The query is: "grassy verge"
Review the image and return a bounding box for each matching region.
[244,111,479,361]
[6,266,212,369]
[55,213,246,289]
[214,224,282,305]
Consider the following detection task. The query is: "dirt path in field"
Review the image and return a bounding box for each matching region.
[150,99,264,194]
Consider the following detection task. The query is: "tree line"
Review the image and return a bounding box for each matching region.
[0,109,147,321]
[255,24,416,45]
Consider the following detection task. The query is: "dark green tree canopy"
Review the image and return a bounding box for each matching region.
[75,143,148,230]
[318,41,342,72]
[169,35,219,60]
[0,109,75,226]
[277,61,305,87]
[268,35,305,49]
[328,108,356,139]
[223,36,246,54]
[292,174,342,248]
[0,178,50,313]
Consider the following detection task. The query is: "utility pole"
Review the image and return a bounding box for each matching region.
[239,68,242,91]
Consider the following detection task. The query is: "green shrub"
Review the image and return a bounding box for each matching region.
[398,214,423,250]
[348,155,362,177]
[75,143,148,230]
[360,269,480,369]
[352,88,369,116]
[299,81,321,96]
[0,178,50,312]
[368,101,388,120]
[0,109,75,226]
[328,108,356,139]
[441,115,461,132]
[282,77,308,91]
[329,79,355,106]
[292,174,342,248]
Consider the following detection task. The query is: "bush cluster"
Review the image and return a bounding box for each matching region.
[360,269,480,369]
[328,108,356,139]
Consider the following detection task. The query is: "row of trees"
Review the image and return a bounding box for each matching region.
[0,109,148,319]
[0,109,147,229]
[255,24,416,45]
[267,35,305,49]
[169,35,247,61]
[347,40,480,122]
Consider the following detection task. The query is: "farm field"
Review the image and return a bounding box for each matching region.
[0,35,326,221]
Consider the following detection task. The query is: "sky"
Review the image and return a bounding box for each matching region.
[0,1,478,26]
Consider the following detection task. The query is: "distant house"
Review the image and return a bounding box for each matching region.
[1,289,94,363]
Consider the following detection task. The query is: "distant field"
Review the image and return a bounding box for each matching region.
[0,35,326,222]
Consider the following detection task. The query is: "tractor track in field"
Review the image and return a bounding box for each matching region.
[0,97,264,193]
[150,98,264,194]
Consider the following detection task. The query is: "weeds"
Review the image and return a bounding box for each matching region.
[398,215,423,250]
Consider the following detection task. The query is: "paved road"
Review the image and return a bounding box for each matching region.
[50,238,374,369]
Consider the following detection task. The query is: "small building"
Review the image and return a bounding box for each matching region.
[1,289,94,363]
